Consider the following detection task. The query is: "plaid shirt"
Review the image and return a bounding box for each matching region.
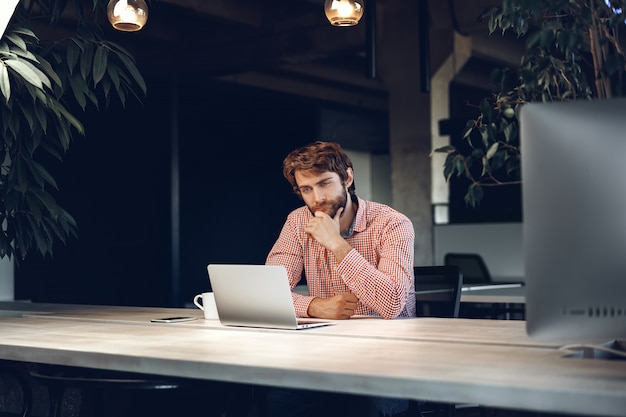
[267,197,416,319]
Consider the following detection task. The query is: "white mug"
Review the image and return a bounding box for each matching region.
[193,292,219,320]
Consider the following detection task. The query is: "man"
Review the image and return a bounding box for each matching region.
[267,140,416,320]
[264,141,416,417]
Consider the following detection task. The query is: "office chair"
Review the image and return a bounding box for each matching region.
[0,362,31,417]
[411,265,463,417]
[414,265,463,318]
[443,253,492,285]
[444,253,524,320]
[28,365,231,417]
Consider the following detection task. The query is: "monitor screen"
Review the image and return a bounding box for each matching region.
[520,98,626,344]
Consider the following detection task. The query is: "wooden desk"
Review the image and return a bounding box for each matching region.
[1,303,625,417]
[459,285,526,320]
[461,286,526,304]
[0,301,540,346]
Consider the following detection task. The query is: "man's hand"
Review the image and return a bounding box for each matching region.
[307,293,359,319]
[304,208,352,262]
[304,208,342,246]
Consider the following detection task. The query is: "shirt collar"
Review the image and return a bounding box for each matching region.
[341,196,365,237]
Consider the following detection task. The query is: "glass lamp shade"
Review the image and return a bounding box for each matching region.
[107,0,148,32]
[324,0,364,26]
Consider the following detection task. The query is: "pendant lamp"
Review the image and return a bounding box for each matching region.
[324,0,364,27]
[107,0,148,32]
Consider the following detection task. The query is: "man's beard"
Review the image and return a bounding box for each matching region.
[308,188,348,218]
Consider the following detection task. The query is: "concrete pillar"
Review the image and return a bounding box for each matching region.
[431,32,472,224]
[378,0,434,265]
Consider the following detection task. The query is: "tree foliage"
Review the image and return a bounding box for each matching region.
[435,0,626,207]
[0,0,146,260]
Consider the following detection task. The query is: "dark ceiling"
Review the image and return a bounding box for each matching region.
[102,0,524,113]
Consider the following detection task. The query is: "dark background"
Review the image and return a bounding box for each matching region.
[14,78,358,306]
[447,82,522,224]
[14,76,521,307]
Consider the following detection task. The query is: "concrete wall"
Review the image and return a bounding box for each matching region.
[0,257,13,301]
[433,222,524,282]
[346,150,392,207]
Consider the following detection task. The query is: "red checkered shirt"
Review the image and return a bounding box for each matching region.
[267,197,416,319]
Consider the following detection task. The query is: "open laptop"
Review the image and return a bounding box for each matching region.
[206,264,332,330]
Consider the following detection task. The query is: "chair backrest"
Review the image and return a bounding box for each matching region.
[414,265,463,318]
[443,253,492,284]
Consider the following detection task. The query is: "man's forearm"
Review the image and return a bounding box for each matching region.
[328,238,353,263]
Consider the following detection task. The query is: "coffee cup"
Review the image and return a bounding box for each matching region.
[193,292,219,320]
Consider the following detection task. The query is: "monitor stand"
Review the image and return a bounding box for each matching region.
[561,339,626,361]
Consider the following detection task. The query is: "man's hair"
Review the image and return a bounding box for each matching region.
[283,141,356,198]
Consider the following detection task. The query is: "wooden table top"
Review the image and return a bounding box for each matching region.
[0,302,624,417]
[1,301,541,346]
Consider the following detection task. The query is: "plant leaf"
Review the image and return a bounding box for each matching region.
[37,56,63,88]
[66,40,81,74]
[80,42,94,80]
[115,52,147,95]
[486,142,499,159]
[4,33,27,52]
[4,59,44,89]
[93,45,108,85]
[0,62,10,103]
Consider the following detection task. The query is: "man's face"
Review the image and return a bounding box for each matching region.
[294,170,349,218]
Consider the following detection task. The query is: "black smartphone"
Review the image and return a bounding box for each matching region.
[150,316,198,323]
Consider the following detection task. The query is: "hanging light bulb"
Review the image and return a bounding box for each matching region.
[107,0,149,32]
[324,0,364,27]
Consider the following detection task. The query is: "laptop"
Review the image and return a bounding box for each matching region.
[206,264,333,330]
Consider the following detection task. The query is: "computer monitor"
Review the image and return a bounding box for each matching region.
[520,98,626,349]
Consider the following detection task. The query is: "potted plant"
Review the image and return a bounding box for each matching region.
[0,0,146,263]
[435,0,626,207]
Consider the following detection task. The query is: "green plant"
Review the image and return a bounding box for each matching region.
[0,0,146,261]
[435,0,626,207]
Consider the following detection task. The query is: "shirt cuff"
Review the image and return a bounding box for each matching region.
[293,294,316,318]
[336,248,361,281]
